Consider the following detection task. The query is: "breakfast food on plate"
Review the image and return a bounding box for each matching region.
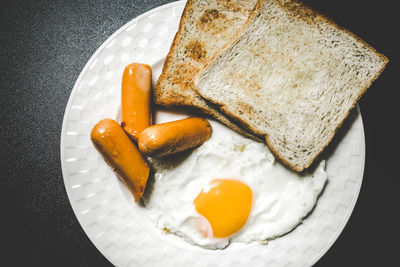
[121,63,152,141]
[195,0,388,171]
[138,117,212,157]
[91,63,212,203]
[154,0,262,142]
[90,118,150,202]
[89,0,388,251]
[144,121,327,249]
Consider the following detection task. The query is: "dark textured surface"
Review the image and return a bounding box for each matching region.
[0,0,398,266]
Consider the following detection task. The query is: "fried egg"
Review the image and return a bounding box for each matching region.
[144,120,327,249]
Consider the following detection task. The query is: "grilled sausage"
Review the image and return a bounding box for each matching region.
[121,63,152,141]
[91,118,150,202]
[138,117,212,157]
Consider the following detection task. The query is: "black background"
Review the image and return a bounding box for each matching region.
[1,0,398,266]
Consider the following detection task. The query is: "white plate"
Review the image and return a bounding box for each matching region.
[60,1,365,266]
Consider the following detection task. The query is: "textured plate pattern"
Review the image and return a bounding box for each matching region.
[60,1,365,266]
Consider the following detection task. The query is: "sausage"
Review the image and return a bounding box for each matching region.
[138,117,212,157]
[90,118,150,202]
[121,63,152,141]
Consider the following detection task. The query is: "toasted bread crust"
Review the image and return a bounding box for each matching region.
[154,0,261,140]
[195,0,388,172]
[154,0,192,106]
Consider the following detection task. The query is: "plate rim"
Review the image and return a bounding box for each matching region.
[308,106,365,266]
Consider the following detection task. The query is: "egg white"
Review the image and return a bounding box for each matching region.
[143,120,327,249]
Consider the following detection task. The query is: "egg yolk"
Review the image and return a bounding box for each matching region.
[193,179,252,238]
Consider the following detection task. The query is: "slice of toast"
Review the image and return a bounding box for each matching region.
[154,0,262,141]
[195,0,388,171]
